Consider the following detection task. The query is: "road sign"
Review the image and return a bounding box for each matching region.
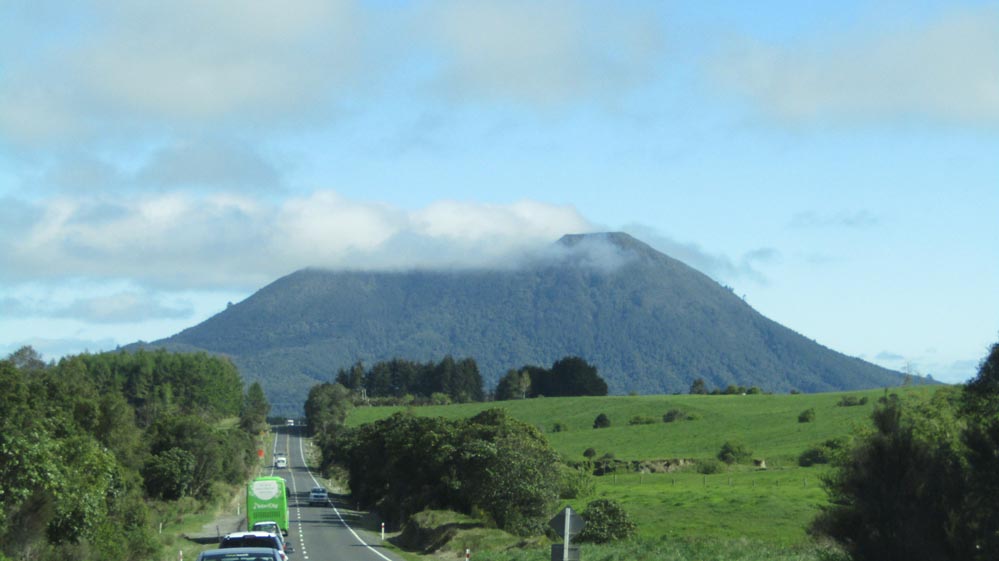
[549,507,585,537]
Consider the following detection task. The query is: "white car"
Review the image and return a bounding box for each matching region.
[274,456,287,469]
[308,486,328,506]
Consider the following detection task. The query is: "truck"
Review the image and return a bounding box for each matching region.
[246,477,289,535]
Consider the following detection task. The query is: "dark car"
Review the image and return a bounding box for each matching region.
[219,532,288,561]
[196,547,283,561]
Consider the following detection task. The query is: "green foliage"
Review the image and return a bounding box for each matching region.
[583,447,597,458]
[689,378,708,395]
[335,356,484,403]
[798,438,849,467]
[1,346,258,561]
[593,413,611,429]
[495,369,532,400]
[717,441,752,465]
[240,381,270,433]
[576,499,637,543]
[332,409,560,536]
[663,408,690,422]
[696,458,724,474]
[628,415,659,425]
[530,357,608,397]
[558,465,595,499]
[798,408,816,423]
[143,447,196,499]
[836,395,869,407]
[810,342,999,561]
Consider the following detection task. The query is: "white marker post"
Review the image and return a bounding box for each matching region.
[380,522,385,540]
[562,508,571,561]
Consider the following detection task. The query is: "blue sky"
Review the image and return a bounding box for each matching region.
[1,0,996,384]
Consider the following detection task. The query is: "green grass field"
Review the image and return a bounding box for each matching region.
[346,385,941,550]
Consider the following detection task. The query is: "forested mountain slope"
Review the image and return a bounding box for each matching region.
[143,232,904,415]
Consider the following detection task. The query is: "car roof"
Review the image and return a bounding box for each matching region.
[197,547,281,560]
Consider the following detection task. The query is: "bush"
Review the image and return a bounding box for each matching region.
[593,413,611,429]
[582,448,596,459]
[558,465,595,499]
[552,422,568,432]
[837,395,869,407]
[718,441,753,465]
[575,499,637,543]
[696,458,724,474]
[663,409,690,423]
[799,437,851,467]
[627,415,658,425]
[799,408,816,423]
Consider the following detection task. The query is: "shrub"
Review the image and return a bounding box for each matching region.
[837,395,868,407]
[663,409,689,423]
[582,448,596,459]
[718,440,753,465]
[627,415,658,425]
[800,437,851,466]
[697,458,724,474]
[558,465,595,499]
[799,408,816,423]
[576,499,637,543]
[552,422,568,433]
[593,413,611,429]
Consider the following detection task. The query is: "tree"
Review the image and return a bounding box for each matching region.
[689,377,708,394]
[549,356,608,397]
[810,401,966,561]
[593,413,611,429]
[495,369,531,401]
[240,381,270,434]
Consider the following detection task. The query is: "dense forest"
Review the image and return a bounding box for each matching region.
[0,347,268,561]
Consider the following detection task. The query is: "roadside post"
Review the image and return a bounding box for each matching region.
[381,522,385,540]
[549,506,585,561]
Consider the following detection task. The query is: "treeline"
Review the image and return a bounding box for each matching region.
[326,409,566,535]
[813,340,999,561]
[0,347,268,561]
[495,356,608,400]
[334,355,607,404]
[335,355,484,403]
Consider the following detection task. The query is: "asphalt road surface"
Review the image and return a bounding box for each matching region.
[267,426,405,561]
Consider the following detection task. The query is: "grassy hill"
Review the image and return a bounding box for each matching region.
[346,385,942,548]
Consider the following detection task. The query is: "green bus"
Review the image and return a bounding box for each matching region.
[246,476,289,535]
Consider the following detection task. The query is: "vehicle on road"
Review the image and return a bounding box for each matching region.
[246,477,289,536]
[251,521,281,536]
[219,531,288,561]
[285,419,294,426]
[196,547,283,561]
[308,486,328,506]
[274,456,287,469]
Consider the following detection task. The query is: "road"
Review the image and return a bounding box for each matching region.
[266,425,405,561]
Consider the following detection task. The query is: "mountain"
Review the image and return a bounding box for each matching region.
[140,232,904,415]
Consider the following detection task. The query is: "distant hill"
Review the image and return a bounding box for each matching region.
[138,232,905,415]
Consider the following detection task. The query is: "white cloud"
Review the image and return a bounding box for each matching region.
[715,7,999,125]
[0,0,367,146]
[0,191,595,288]
[4,291,192,323]
[415,0,665,106]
